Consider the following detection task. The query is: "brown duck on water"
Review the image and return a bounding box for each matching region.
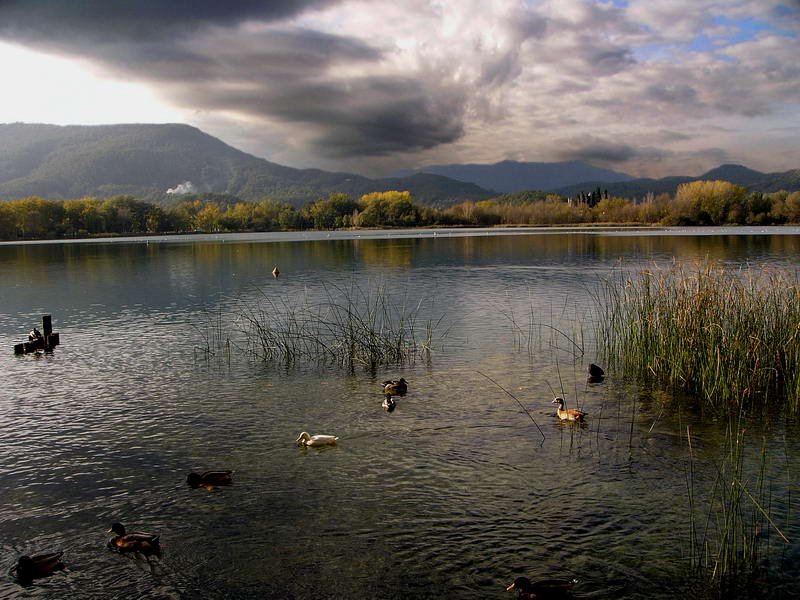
[552,397,588,422]
[382,378,408,395]
[107,523,161,556]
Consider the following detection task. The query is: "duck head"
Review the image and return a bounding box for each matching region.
[15,556,35,579]
[108,523,126,536]
[187,472,203,487]
[295,432,311,445]
[552,397,565,408]
[507,576,533,593]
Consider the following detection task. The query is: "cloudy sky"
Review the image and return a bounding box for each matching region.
[1,0,798,178]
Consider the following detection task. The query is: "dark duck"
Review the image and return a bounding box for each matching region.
[13,552,65,581]
[107,523,161,556]
[187,470,233,490]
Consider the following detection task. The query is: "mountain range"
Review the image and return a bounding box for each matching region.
[0,123,797,206]
[550,164,800,198]
[0,123,492,207]
[394,160,634,192]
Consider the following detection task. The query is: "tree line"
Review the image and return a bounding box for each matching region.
[1,182,799,240]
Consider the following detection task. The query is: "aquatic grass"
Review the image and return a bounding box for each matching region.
[192,305,232,362]
[595,263,800,416]
[502,291,586,359]
[686,422,789,596]
[232,280,446,370]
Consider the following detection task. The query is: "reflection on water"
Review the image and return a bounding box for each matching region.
[0,228,798,599]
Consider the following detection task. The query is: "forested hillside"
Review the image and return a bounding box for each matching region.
[0,123,493,206]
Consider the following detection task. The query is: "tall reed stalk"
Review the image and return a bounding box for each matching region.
[595,263,800,416]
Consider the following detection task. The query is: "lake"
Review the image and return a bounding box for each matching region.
[1,226,798,599]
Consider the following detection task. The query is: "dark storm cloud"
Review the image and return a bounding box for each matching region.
[0,0,467,156]
[93,28,384,82]
[0,1,341,41]
[180,76,466,156]
[556,140,639,164]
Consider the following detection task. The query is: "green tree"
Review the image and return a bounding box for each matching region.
[12,197,64,238]
[0,202,14,239]
[221,202,254,231]
[304,193,358,229]
[146,206,167,233]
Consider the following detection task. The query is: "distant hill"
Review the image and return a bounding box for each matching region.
[553,164,800,199]
[395,159,634,193]
[0,123,493,206]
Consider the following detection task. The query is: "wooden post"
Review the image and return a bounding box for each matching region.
[12,314,60,353]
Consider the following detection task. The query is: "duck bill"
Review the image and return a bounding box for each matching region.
[506,583,516,591]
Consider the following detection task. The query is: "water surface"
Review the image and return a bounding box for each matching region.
[1,227,798,599]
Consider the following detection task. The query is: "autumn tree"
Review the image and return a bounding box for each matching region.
[356,191,420,227]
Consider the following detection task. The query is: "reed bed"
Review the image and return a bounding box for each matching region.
[595,263,800,416]
[233,281,444,370]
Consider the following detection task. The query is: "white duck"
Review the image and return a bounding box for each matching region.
[296,431,339,447]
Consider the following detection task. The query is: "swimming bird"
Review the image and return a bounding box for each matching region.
[552,397,587,422]
[506,576,577,598]
[272,266,280,278]
[13,552,65,580]
[588,363,605,383]
[383,378,408,395]
[296,431,339,447]
[107,523,161,555]
[187,470,233,490]
[382,396,396,412]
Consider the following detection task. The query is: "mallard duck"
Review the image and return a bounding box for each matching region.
[588,363,605,383]
[506,576,577,598]
[552,397,587,422]
[13,552,65,580]
[383,378,408,395]
[187,470,233,489]
[382,396,396,412]
[296,431,338,447]
[107,523,161,555]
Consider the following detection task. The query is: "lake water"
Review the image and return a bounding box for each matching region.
[1,227,798,599]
